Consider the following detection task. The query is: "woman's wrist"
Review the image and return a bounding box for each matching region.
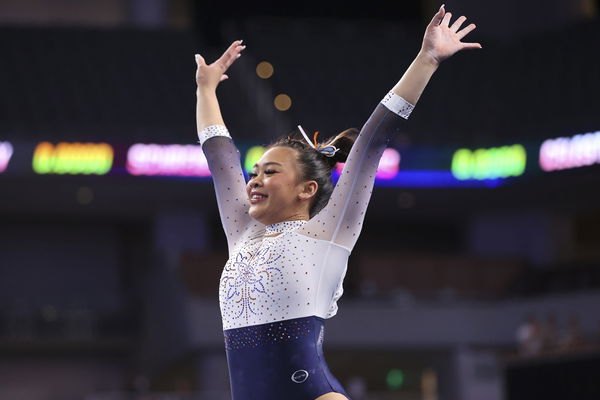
[415,50,441,70]
[196,86,217,98]
[390,50,440,106]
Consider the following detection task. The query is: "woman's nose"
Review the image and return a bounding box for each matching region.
[249,176,262,187]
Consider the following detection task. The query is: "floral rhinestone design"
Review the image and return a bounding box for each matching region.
[221,247,282,322]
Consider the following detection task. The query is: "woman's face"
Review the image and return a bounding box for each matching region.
[246,146,315,225]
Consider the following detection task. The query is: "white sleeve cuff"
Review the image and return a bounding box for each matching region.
[198,125,231,145]
[381,91,415,119]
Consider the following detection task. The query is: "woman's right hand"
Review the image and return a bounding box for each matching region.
[195,40,246,92]
[420,5,481,66]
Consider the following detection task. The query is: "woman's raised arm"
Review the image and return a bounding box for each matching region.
[195,40,245,131]
[392,5,481,104]
[196,41,258,250]
[302,5,481,250]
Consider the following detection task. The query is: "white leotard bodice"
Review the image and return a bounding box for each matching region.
[219,220,350,330]
[200,92,412,330]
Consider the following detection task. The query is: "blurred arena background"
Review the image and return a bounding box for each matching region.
[1,0,600,399]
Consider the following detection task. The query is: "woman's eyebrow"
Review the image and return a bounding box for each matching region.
[253,161,283,168]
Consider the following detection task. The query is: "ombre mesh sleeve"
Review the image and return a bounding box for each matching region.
[299,93,413,250]
[200,125,256,249]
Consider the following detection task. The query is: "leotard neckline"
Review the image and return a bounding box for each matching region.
[265,220,307,235]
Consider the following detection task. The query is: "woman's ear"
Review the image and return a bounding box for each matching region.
[298,180,318,200]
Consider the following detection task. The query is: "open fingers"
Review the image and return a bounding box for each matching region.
[450,16,467,32]
[441,11,452,27]
[461,42,482,50]
[215,40,246,72]
[457,23,477,40]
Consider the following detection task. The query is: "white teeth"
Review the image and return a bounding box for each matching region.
[251,194,266,200]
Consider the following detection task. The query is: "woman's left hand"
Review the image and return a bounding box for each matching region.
[421,5,482,65]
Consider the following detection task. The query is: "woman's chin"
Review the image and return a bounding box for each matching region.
[249,206,278,226]
[248,206,265,222]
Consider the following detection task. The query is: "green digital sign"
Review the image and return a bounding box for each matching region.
[451,144,526,180]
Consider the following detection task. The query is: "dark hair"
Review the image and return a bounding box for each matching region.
[267,128,359,218]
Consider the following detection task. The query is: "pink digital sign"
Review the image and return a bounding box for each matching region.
[0,142,13,173]
[126,144,210,177]
[336,148,401,179]
[539,131,600,171]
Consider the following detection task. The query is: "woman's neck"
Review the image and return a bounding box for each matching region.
[262,212,309,227]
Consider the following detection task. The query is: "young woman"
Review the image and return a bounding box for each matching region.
[195,5,481,400]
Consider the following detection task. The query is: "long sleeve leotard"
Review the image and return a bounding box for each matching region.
[199,92,413,400]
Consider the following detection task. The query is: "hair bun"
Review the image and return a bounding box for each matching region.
[320,128,359,166]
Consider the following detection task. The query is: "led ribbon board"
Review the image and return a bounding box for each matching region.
[33,142,114,175]
[335,148,401,179]
[126,143,210,176]
[451,144,526,180]
[0,142,13,173]
[539,130,600,171]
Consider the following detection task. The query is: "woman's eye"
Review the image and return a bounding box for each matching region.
[265,170,277,174]
[248,172,257,178]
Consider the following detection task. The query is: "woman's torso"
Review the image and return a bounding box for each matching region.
[219,220,352,399]
[219,220,351,331]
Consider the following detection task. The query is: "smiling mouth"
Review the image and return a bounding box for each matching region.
[249,193,268,204]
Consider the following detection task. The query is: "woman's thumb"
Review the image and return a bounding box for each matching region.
[195,54,206,66]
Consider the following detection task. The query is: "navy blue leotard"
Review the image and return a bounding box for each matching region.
[225,316,347,399]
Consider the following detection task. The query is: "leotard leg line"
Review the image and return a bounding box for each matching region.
[224,316,350,400]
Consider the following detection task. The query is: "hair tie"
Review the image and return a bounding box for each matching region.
[297,125,340,158]
[315,145,339,157]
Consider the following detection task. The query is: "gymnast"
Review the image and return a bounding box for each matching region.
[195,5,481,399]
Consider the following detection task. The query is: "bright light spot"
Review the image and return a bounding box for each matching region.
[0,141,14,173]
[32,142,113,175]
[126,143,210,177]
[274,94,292,111]
[244,146,266,172]
[377,148,401,179]
[451,144,526,180]
[539,130,600,171]
[256,61,274,79]
[386,369,405,390]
